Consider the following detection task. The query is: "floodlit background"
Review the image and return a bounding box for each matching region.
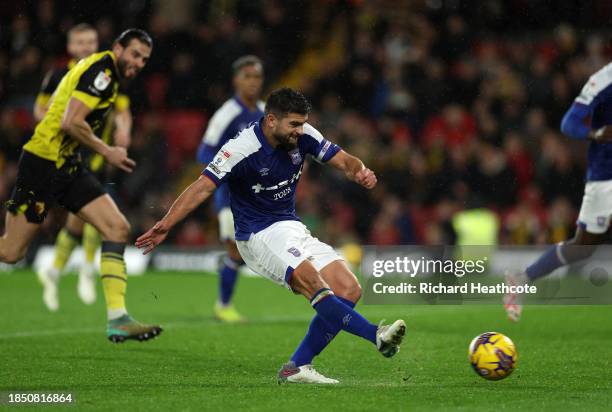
[2,0,612,259]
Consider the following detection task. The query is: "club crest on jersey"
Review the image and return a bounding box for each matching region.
[287,247,301,257]
[289,149,302,165]
[597,216,606,227]
[94,70,111,91]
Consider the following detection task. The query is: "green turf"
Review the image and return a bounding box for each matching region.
[0,270,611,411]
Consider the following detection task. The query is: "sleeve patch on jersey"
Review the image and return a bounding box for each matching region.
[94,70,112,91]
[317,140,332,161]
[212,150,232,167]
[207,163,223,176]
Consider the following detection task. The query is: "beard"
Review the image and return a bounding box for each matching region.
[116,58,138,79]
[274,132,298,151]
[116,58,128,78]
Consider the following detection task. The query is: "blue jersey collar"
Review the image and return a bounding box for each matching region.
[254,119,274,154]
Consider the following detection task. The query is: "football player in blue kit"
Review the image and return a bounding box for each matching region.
[137,88,406,384]
[505,62,612,321]
[195,55,265,323]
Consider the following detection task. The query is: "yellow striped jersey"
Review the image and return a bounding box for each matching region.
[24,51,119,168]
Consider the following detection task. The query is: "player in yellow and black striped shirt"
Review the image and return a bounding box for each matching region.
[0,29,161,343]
[34,24,134,313]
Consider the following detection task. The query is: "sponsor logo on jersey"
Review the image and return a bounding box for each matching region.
[251,165,303,193]
[94,70,112,91]
[259,167,270,176]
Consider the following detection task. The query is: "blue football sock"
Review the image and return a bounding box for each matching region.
[310,288,377,345]
[290,297,356,367]
[525,243,566,281]
[219,257,240,305]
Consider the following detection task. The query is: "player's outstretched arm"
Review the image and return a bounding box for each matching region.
[327,149,377,189]
[136,175,217,254]
[61,97,136,172]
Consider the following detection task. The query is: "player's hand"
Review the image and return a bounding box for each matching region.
[104,146,136,173]
[354,167,377,189]
[589,126,612,143]
[135,221,169,255]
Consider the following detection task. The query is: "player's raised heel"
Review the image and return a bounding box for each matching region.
[277,361,339,384]
[376,319,406,358]
[503,270,527,322]
[106,314,163,343]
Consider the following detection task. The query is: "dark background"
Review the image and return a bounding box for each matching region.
[1,0,611,251]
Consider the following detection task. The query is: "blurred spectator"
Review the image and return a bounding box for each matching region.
[0,0,609,248]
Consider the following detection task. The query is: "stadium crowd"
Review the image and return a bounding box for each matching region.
[1,0,611,253]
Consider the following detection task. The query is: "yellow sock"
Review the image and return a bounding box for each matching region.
[52,229,80,271]
[100,242,128,319]
[83,223,100,264]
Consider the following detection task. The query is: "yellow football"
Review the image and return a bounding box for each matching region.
[469,332,518,380]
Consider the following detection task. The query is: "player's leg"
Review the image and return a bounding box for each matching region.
[0,212,40,264]
[214,207,245,323]
[505,181,611,321]
[1,151,52,264]
[59,164,160,342]
[2,151,60,309]
[49,214,85,277]
[526,227,603,281]
[289,260,405,356]
[76,194,162,342]
[214,240,245,322]
[289,260,362,369]
[237,222,405,384]
[37,213,85,311]
[77,222,100,305]
[213,188,244,321]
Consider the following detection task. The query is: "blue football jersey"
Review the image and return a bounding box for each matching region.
[203,120,341,240]
[196,96,265,210]
[574,63,612,181]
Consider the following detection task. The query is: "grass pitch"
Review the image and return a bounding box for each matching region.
[1,270,611,411]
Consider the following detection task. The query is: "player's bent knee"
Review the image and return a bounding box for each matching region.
[290,266,328,300]
[0,247,26,264]
[100,215,131,242]
[337,280,362,303]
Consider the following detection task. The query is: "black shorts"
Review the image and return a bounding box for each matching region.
[6,151,106,224]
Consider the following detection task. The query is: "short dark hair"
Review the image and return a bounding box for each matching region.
[265,88,312,118]
[114,28,153,49]
[232,55,263,75]
[68,23,96,39]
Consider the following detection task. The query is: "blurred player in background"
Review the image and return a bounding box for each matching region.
[505,62,612,321]
[35,23,133,312]
[137,88,406,383]
[0,28,161,343]
[196,55,264,323]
